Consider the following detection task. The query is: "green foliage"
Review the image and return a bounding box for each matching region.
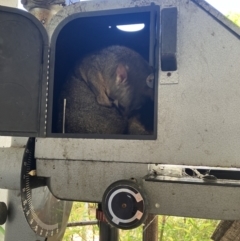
[0,227,4,235]
[63,202,99,241]
[227,12,240,27]
[0,226,4,241]
[158,216,218,241]
[119,227,142,241]
[63,202,219,241]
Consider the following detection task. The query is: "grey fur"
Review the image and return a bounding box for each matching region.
[58,76,128,134]
[57,46,154,135]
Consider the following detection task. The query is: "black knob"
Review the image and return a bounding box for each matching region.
[102,179,148,230]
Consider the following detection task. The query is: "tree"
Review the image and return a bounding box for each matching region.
[227,12,240,27]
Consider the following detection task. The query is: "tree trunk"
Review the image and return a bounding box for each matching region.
[211,220,240,241]
[143,214,158,241]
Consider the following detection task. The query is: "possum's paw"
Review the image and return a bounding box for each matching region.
[128,117,150,135]
[96,94,113,107]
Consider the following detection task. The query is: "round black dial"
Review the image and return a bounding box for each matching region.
[21,138,65,237]
[102,179,148,230]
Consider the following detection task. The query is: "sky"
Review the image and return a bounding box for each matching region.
[18,0,240,14]
[205,0,240,14]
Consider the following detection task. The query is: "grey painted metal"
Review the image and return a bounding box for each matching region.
[0,0,17,7]
[0,147,25,190]
[146,182,240,220]
[4,190,45,241]
[36,0,240,168]
[46,0,177,40]
[0,0,240,237]
[0,137,11,147]
[37,159,148,202]
[192,0,240,37]
[36,159,240,220]
[0,5,49,137]
[11,137,28,147]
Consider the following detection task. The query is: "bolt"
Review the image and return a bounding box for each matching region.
[122,203,127,209]
[155,203,160,208]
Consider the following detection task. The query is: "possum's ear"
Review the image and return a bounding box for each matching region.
[116,64,128,84]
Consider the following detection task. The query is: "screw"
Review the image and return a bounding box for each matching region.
[122,203,127,209]
[155,203,160,208]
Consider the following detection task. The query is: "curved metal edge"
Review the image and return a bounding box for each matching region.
[46,3,159,137]
[0,5,49,137]
[0,147,25,190]
[50,4,158,45]
[0,5,49,45]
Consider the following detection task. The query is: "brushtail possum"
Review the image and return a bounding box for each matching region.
[58,45,154,134]
[58,76,128,134]
[75,45,154,117]
[58,76,152,134]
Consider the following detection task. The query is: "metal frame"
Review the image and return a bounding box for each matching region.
[47,4,160,140]
[0,5,49,137]
[1,0,240,240]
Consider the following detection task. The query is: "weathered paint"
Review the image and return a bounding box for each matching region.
[35,0,240,168]
[0,0,17,7]
[0,0,240,221]
[37,159,240,219]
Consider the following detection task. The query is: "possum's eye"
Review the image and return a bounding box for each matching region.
[146,74,154,88]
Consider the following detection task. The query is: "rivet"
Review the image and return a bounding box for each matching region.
[155,203,160,208]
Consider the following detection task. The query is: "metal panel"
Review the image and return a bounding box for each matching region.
[1,0,240,227]
[4,190,46,241]
[0,6,48,137]
[192,0,240,38]
[36,159,240,220]
[0,0,18,7]
[0,147,25,190]
[36,0,240,168]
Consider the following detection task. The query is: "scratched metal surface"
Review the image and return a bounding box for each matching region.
[0,147,25,190]
[46,0,178,39]
[37,159,240,219]
[36,0,240,168]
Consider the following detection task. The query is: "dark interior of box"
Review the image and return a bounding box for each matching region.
[51,11,154,136]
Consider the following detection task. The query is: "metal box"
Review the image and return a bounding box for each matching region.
[1,0,240,227]
[36,0,240,169]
